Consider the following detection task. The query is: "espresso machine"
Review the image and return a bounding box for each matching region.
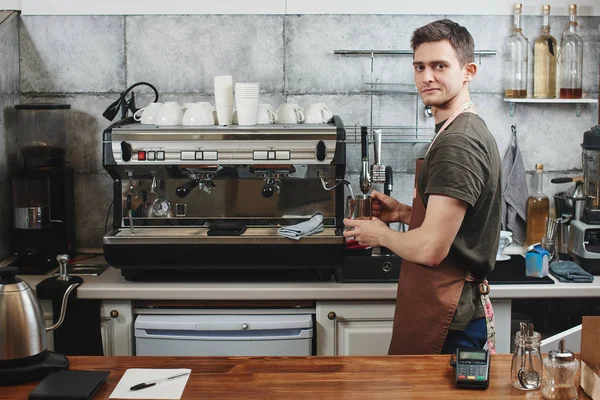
[9,104,76,274]
[102,116,347,280]
[569,125,600,274]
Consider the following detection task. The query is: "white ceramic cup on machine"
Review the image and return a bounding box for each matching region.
[134,102,163,125]
[154,102,183,126]
[496,231,514,261]
[304,103,333,124]
[256,103,277,124]
[214,75,234,125]
[276,103,305,124]
[182,102,215,126]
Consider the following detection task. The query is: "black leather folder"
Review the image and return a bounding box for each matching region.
[28,370,110,400]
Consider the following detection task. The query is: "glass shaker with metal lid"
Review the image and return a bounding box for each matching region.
[581,126,600,224]
[542,339,579,400]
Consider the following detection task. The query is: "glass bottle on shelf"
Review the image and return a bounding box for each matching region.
[526,164,550,246]
[534,5,557,98]
[558,4,584,99]
[504,3,529,98]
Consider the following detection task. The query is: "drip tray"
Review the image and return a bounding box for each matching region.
[53,263,109,277]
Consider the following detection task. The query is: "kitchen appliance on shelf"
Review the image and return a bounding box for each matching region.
[569,125,600,274]
[552,176,585,259]
[9,104,76,275]
[102,117,347,281]
[0,260,80,385]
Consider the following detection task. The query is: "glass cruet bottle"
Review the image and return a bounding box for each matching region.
[504,3,529,98]
[558,4,584,99]
[534,5,557,98]
[511,322,543,390]
[542,339,579,400]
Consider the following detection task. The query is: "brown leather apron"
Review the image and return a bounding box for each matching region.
[388,158,468,355]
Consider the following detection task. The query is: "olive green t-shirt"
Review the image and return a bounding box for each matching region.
[417,112,502,330]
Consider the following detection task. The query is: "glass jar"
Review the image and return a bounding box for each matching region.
[511,328,543,390]
[542,236,557,263]
[542,340,579,400]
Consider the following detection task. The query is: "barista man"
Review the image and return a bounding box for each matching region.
[343,19,502,354]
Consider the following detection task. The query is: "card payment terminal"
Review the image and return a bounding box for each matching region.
[454,348,490,389]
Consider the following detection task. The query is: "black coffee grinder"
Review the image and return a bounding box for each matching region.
[10,104,75,274]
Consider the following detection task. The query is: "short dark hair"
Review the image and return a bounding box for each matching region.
[411,19,475,67]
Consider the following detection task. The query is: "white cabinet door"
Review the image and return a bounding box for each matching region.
[316,301,396,356]
[41,300,133,356]
[101,301,133,356]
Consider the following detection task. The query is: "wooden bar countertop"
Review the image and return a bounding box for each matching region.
[1,355,590,399]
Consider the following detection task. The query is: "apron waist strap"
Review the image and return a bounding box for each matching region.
[465,272,490,295]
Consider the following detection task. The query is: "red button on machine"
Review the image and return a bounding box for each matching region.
[138,151,146,161]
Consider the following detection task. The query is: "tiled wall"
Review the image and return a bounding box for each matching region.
[0,13,20,259]
[13,14,600,249]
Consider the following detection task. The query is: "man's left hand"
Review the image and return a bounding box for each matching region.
[343,217,389,247]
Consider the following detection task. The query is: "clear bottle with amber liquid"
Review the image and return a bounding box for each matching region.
[526,164,550,246]
[558,4,583,99]
[504,3,529,98]
[533,5,557,98]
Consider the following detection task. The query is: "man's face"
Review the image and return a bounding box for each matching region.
[413,39,468,108]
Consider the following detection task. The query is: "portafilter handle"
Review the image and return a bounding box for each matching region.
[176,179,199,198]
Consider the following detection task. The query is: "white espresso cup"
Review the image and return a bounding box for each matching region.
[276,103,305,124]
[134,102,163,125]
[182,102,215,126]
[256,103,277,124]
[304,103,333,124]
[497,231,514,259]
[155,102,183,126]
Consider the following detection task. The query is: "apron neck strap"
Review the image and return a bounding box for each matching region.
[426,100,474,155]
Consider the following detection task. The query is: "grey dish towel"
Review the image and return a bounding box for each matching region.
[278,212,324,240]
[550,261,594,283]
[501,130,528,245]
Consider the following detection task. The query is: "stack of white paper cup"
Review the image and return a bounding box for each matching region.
[214,75,234,125]
[235,83,259,126]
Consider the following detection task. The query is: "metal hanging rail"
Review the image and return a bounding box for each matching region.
[348,124,436,144]
[334,49,497,56]
[334,49,497,143]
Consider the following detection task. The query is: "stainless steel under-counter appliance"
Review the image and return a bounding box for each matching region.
[102,117,347,280]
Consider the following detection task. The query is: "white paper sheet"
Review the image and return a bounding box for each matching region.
[109,368,191,399]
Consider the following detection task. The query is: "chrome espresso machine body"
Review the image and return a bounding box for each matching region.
[102,117,346,280]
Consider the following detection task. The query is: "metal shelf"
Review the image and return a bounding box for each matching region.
[503,97,598,117]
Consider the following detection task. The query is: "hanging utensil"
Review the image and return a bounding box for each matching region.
[359,126,371,194]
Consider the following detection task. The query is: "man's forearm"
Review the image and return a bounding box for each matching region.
[399,205,412,225]
[380,226,447,267]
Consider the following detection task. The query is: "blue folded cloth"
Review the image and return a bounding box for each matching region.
[549,261,594,283]
[278,212,324,240]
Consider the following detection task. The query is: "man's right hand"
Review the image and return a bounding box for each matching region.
[370,190,412,225]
